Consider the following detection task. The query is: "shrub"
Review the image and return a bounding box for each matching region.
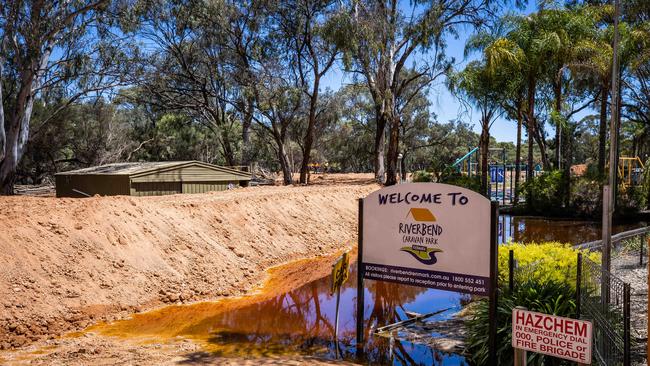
[520,170,564,214]
[465,243,600,365]
[498,242,600,287]
[412,170,434,182]
[439,173,481,193]
[570,177,601,217]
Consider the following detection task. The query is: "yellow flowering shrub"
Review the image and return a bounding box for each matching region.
[498,242,601,288]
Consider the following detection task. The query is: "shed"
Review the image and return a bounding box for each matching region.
[55,161,251,197]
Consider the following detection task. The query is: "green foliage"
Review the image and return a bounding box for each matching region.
[439,173,481,193]
[520,170,564,214]
[570,177,602,217]
[466,280,576,366]
[411,170,434,182]
[466,243,599,365]
[498,242,601,287]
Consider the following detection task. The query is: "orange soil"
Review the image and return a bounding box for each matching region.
[0,173,377,352]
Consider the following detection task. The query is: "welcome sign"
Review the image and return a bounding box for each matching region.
[361,183,492,295]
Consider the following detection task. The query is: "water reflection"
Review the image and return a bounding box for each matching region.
[93,253,465,365]
[92,215,646,364]
[498,215,645,244]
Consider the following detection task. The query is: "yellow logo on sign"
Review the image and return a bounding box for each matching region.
[407,208,437,222]
[331,252,349,295]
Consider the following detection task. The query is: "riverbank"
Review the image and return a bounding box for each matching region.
[0,174,378,354]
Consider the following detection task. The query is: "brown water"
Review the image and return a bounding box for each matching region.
[499,215,646,245]
[89,215,646,365]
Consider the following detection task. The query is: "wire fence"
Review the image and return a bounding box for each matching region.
[577,254,631,366]
[573,226,649,366]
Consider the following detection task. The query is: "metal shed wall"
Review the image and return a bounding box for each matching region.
[129,182,182,196]
[55,175,130,197]
[181,181,238,194]
[130,165,248,183]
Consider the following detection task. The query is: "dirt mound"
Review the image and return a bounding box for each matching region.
[0,182,377,350]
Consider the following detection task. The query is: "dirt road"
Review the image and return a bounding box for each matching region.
[0,174,377,364]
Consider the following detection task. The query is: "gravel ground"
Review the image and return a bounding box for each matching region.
[612,250,648,365]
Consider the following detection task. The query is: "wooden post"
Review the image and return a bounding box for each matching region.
[602,185,611,306]
[356,198,365,358]
[514,347,527,366]
[488,201,499,365]
[647,234,649,366]
[514,306,527,366]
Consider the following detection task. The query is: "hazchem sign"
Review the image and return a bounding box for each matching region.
[361,183,491,295]
[512,308,592,363]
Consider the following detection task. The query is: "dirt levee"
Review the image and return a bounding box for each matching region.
[0,180,377,350]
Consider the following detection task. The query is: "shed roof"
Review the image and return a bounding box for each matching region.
[55,161,251,180]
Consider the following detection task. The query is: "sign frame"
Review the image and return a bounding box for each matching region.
[355,183,499,363]
[512,308,593,364]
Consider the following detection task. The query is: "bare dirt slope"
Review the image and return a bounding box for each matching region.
[0,174,377,352]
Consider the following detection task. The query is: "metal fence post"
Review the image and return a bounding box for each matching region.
[641,233,646,266]
[624,283,631,366]
[576,253,582,319]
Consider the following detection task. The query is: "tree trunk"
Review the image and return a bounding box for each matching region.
[299,80,319,185]
[374,107,387,184]
[598,78,609,178]
[272,128,293,185]
[400,150,407,181]
[514,102,523,204]
[240,96,254,167]
[526,76,535,181]
[553,79,562,169]
[526,75,536,206]
[220,127,237,167]
[562,123,572,208]
[532,119,551,170]
[0,78,37,195]
[480,119,490,197]
[385,113,400,186]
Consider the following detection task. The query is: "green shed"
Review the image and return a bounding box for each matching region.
[55,161,251,198]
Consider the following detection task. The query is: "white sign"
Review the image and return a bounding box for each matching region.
[362,183,491,295]
[512,308,592,364]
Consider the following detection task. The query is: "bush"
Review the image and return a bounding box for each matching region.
[439,173,481,193]
[520,170,564,214]
[497,242,600,287]
[570,177,602,217]
[617,186,646,216]
[412,170,433,182]
[465,243,600,365]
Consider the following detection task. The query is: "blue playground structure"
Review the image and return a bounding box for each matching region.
[449,147,533,205]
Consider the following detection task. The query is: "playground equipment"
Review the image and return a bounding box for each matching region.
[618,156,645,189]
[449,147,532,205]
[451,147,479,175]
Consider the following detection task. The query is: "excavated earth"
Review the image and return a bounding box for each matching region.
[0,174,377,364]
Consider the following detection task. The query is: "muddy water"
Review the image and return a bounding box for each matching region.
[90,215,646,365]
[91,251,466,365]
[499,215,646,245]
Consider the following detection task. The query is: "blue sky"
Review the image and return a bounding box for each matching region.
[320,1,546,144]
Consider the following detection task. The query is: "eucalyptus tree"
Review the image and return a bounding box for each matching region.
[125,1,244,166]
[275,0,340,184]
[449,60,508,195]
[335,0,496,185]
[0,0,132,194]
